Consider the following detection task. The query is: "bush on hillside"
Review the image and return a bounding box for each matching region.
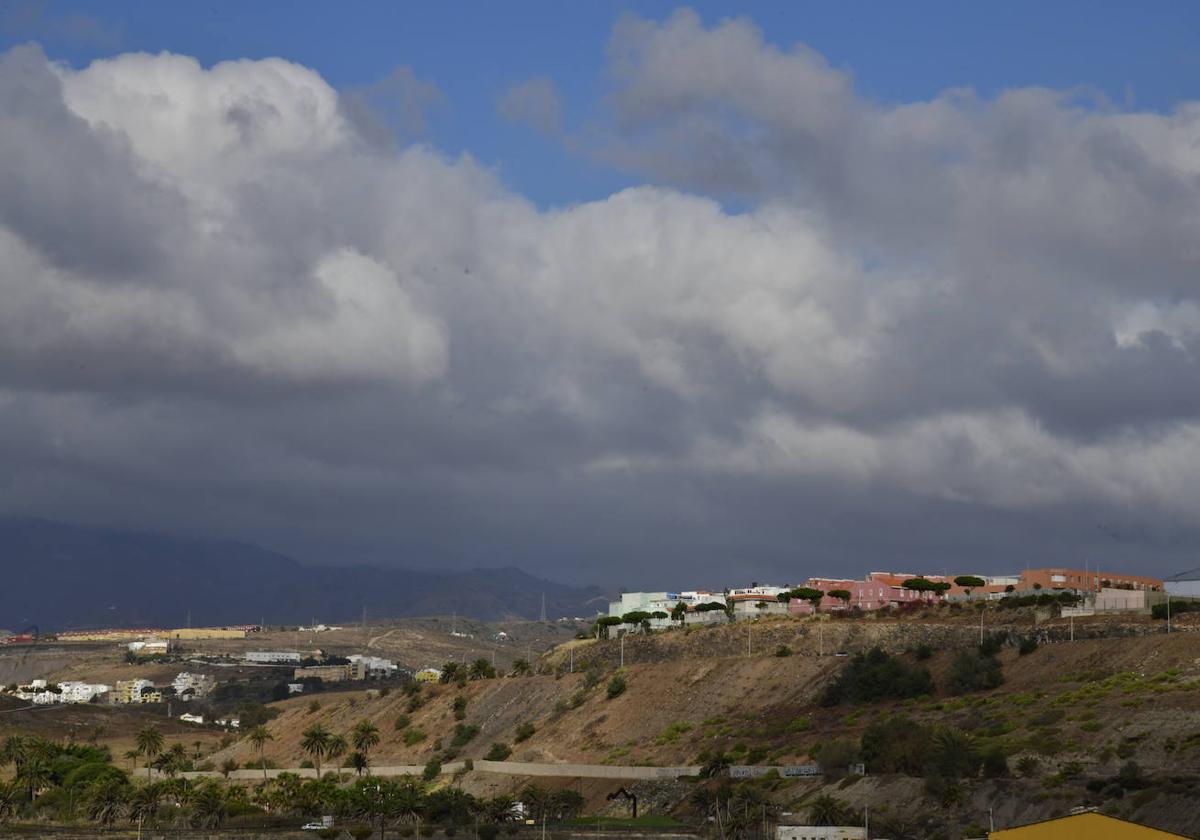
[484,742,512,761]
[819,648,934,706]
[859,715,931,776]
[514,722,535,743]
[606,673,627,699]
[946,651,1004,695]
[1018,636,1038,656]
[450,724,480,750]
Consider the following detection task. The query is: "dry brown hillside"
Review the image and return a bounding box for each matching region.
[203,611,1200,835]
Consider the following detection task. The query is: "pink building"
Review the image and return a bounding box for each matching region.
[787,576,933,615]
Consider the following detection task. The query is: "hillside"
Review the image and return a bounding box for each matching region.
[207,610,1200,836]
[0,517,607,629]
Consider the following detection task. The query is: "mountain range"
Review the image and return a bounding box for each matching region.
[0,518,608,631]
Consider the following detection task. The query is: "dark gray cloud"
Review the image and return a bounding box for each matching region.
[2,22,1200,590]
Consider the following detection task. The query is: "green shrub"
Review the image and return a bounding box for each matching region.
[514,722,536,743]
[820,648,934,706]
[395,714,411,731]
[453,695,468,721]
[484,742,512,761]
[403,728,427,746]
[450,724,480,750]
[982,745,1009,778]
[914,644,933,660]
[423,758,442,781]
[350,826,375,840]
[1018,637,1038,656]
[775,645,792,657]
[947,652,1004,695]
[606,673,627,699]
[786,715,813,733]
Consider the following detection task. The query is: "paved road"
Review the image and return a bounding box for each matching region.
[181,760,701,782]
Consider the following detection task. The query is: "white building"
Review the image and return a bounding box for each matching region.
[127,638,170,655]
[346,654,398,677]
[58,681,110,704]
[777,828,865,840]
[179,712,205,724]
[244,651,301,664]
[287,682,305,694]
[172,672,216,700]
[607,590,727,619]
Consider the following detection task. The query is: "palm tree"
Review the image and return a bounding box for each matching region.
[188,780,228,829]
[0,780,19,825]
[350,751,369,776]
[127,782,162,828]
[123,748,140,774]
[352,720,381,773]
[247,725,274,784]
[300,724,331,778]
[166,742,190,776]
[15,752,50,802]
[327,734,348,779]
[807,794,848,826]
[509,659,532,677]
[135,726,165,779]
[84,776,130,826]
[0,735,26,770]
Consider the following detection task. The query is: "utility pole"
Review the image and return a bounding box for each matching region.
[979,605,985,646]
[1167,589,1172,634]
[747,622,751,656]
[620,634,625,668]
[540,593,547,623]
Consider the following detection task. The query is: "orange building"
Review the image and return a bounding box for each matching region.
[1019,568,1161,593]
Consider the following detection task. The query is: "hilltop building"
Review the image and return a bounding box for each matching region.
[346,654,398,677]
[172,672,216,700]
[115,678,156,704]
[244,651,301,664]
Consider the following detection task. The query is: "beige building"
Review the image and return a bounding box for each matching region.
[294,664,352,682]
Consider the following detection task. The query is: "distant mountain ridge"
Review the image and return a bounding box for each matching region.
[0,517,607,630]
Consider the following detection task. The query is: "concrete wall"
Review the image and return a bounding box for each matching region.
[182,760,699,782]
[473,760,700,779]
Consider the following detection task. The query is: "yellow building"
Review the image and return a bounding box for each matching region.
[414,668,442,683]
[991,812,1188,840]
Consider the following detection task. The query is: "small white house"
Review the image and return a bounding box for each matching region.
[179,712,205,725]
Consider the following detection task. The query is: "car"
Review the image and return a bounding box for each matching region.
[302,819,334,830]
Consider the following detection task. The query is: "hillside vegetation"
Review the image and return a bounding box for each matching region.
[203,610,1200,837]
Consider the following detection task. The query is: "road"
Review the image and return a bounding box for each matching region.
[181,760,702,782]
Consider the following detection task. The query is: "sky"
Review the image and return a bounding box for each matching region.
[3,2,1200,588]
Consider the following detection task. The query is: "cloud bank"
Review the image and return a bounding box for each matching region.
[4,10,1200,584]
